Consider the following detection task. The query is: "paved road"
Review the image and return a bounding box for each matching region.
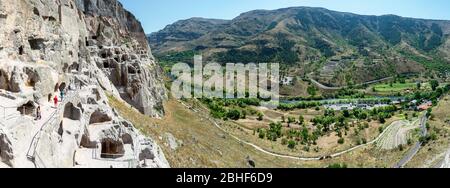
[394,115,428,168]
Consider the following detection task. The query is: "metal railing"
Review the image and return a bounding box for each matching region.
[88,124,142,168]
[26,90,78,166]
[0,104,20,121]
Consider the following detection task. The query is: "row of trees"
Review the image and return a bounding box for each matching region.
[202,98,261,120]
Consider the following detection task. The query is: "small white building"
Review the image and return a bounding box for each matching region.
[281,77,294,85]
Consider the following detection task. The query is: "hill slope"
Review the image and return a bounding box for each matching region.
[149,7,450,86]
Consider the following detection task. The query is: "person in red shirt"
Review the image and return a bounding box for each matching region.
[53,95,58,108]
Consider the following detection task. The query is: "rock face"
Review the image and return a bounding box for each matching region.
[0,130,14,166]
[74,0,166,117]
[0,0,166,117]
[0,0,169,168]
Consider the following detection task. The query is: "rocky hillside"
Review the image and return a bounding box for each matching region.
[0,0,168,168]
[149,7,450,86]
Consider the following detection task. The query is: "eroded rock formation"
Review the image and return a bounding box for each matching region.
[0,0,166,117]
[0,0,169,168]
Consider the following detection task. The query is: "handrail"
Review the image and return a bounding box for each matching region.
[0,104,19,109]
[27,90,78,165]
[88,123,142,168]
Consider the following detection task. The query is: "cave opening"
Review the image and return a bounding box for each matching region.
[28,38,45,50]
[89,110,112,124]
[0,69,9,91]
[33,7,40,16]
[24,68,39,88]
[101,52,108,59]
[63,102,81,121]
[128,66,137,74]
[100,139,125,159]
[17,101,36,116]
[103,61,110,68]
[121,55,127,62]
[19,46,24,55]
[69,62,79,72]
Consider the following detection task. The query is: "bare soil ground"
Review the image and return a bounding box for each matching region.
[406,95,450,168]
[233,107,398,158]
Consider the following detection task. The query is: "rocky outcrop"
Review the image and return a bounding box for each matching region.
[0,129,14,167]
[0,0,166,117]
[0,0,169,168]
[74,0,166,117]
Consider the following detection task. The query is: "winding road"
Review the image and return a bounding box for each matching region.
[309,77,393,90]
[394,115,428,168]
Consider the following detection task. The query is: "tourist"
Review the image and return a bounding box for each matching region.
[60,89,65,101]
[53,95,58,108]
[35,105,42,120]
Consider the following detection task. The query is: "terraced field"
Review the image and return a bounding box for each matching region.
[376,119,421,150]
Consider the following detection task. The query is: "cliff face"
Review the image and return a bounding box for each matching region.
[0,0,166,117]
[0,0,168,168]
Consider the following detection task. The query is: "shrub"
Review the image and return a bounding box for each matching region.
[338,138,345,144]
[288,140,297,149]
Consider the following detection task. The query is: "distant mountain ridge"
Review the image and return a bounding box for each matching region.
[148,7,450,86]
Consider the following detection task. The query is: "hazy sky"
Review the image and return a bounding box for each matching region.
[118,0,450,33]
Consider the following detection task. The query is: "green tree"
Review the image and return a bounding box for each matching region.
[258,129,266,139]
[307,86,317,96]
[257,112,264,121]
[298,115,305,125]
[338,138,345,144]
[343,110,351,118]
[288,140,296,149]
[430,80,439,91]
[287,117,296,127]
[226,109,241,120]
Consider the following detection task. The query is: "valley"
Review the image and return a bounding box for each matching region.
[1,1,450,169]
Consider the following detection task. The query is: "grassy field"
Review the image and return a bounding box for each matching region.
[373,82,417,92]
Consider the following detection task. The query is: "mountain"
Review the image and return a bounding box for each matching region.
[149,7,450,86]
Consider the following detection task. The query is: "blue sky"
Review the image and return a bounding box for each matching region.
[118,0,450,33]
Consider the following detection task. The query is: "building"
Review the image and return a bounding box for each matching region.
[417,101,432,111]
[281,77,294,85]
